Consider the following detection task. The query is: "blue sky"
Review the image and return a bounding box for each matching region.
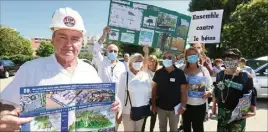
[1,0,190,39]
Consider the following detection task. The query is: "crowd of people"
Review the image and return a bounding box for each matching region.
[0,7,257,132]
[91,24,257,132]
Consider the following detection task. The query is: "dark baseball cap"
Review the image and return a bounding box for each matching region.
[223,48,242,58]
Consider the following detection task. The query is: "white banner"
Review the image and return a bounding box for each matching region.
[188,9,223,44]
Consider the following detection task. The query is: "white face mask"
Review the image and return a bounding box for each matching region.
[132,62,143,71]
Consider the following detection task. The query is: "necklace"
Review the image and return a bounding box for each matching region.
[221,70,238,103]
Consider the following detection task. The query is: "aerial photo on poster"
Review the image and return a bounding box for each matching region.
[20,83,116,131]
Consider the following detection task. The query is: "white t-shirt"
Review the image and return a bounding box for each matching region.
[117,70,151,114]
[180,65,213,106]
[0,54,101,105]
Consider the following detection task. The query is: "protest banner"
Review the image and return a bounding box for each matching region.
[107,0,191,52]
[20,83,116,131]
[187,9,223,44]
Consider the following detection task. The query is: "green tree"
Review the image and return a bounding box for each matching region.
[0,26,33,56]
[189,0,251,25]
[36,41,55,57]
[222,0,268,58]
[78,52,93,60]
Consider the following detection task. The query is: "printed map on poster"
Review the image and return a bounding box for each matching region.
[20,83,116,132]
[107,0,191,52]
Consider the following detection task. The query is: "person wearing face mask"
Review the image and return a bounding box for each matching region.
[117,46,151,131]
[175,52,185,68]
[151,51,188,132]
[191,43,213,76]
[213,48,256,132]
[142,55,160,132]
[93,26,126,84]
[123,53,130,70]
[179,48,213,132]
[213,59,225,76]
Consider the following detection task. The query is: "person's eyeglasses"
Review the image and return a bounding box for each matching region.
[163,56,172,60]
[109,50,118,53]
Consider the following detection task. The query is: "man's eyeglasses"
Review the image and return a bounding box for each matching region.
[163,56,172,60]
[109,50,118,53]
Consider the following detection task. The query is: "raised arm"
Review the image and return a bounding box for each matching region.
[92,26,110,68]
[142,46,149,71]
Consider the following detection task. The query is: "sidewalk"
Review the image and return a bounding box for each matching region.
[118,100,268,131]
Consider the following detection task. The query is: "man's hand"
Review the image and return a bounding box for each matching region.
[103,26,111,35]
[110,98,120,112]
[202,91,212,99]
[177,107,185,115]
[0,109,33,131]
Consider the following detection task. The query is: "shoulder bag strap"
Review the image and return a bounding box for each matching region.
[124,72,132,107]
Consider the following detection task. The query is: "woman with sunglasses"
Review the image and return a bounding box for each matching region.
[142,55,160,132]
[179,47,213,132]
[117,46,152,131]
[213,48,256,132]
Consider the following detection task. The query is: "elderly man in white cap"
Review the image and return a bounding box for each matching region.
[0,7,120,131]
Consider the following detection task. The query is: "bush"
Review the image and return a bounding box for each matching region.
[0,54,39,66]
[79,52,93,60]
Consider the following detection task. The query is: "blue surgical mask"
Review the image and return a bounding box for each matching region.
[187,55,198,63]
[133,62,143,71]
[163,59,173,67]
[108,52,117,61]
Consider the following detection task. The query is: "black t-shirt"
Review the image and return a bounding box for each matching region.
[153,65,187,111]
[214,70,255,110]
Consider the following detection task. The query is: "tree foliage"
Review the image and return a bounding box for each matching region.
[222,0,268,58]
[79,52,93,60]
[36,41,55,57]
[189,0,251,25]
[0,26,33,56]
[188,0,267,59]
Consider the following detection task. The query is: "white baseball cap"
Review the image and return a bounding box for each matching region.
[50,7,86,34]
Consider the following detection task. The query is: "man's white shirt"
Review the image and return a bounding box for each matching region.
[0,54,101,105]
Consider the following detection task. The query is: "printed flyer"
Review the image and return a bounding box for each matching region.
[187,75,207,98]
[228,91,252,123]
[107,0,191,52]
[20,83,116,132]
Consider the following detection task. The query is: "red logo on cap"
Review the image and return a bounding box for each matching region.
[63,16,75,27]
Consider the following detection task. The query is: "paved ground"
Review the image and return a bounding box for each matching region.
[1,77,267,131]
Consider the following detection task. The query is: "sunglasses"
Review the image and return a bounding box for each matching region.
[163,56,172,60]
[109,50,118,53]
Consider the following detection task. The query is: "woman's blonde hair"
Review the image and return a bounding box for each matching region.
[128,53,144,69]
[149,55,160,72]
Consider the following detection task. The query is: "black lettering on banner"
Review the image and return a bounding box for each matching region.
[194,36,199,41]
[201,35,216,41]
[196,25,214,30]
[192,12,219,20]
